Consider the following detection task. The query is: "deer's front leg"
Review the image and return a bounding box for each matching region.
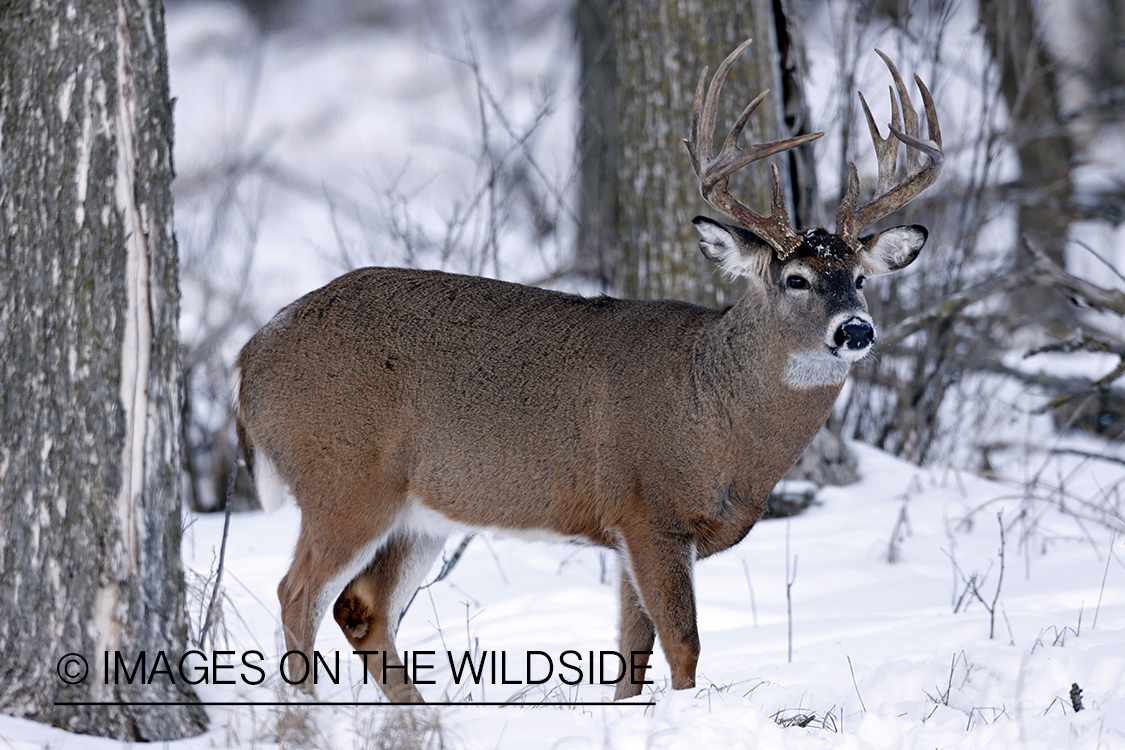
[618,527,700,693]
[614,556,657,700]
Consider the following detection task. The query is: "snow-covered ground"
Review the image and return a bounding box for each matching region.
[4,443,1123,748]
[181,443,1125,750]
[4,0,1124,747]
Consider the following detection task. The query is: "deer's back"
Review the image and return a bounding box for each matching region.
[237,267,722,537]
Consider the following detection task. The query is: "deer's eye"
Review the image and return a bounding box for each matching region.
[855,275,866,289]
[787,275,810,290]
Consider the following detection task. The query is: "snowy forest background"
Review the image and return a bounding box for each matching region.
[171,0,1125,514]
[3,0,1125,747]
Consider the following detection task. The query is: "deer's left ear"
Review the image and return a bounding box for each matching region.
[857,225,927,276]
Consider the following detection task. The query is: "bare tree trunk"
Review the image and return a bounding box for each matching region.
[574,0,621,288]
[979,0,1076,332]
[0,0,208,740]
[576,0,817,307]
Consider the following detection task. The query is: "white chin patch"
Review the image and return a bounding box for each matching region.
[785,351,851,390]
[833,342,872,364]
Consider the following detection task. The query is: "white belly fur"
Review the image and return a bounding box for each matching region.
[399,495,588,546]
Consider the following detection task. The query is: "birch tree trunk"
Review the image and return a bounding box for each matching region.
[0,0,208,740]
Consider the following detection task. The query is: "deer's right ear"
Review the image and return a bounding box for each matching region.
[693,216,771,280]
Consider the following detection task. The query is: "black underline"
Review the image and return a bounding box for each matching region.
[53,701,654,707]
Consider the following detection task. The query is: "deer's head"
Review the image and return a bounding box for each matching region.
[685,40,943,387]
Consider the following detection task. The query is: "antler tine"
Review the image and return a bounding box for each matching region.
[687,38,753,176]
[891,73,942,160]
[875,50,920,171]
[920,74,942,149]
[837,51,944,244]
[837,161,860,232]
[704,38,755,156]
[686,65,709,176]
[858,87,900,196]
[685,39,824,259]
[717,89,772,175]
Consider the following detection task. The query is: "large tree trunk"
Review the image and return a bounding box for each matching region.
[0,0,208,740]
[576,0,817,307]
[979,0,1076,332]
[574,0,620,288]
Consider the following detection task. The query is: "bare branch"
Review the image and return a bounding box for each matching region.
[880,245,1125,351]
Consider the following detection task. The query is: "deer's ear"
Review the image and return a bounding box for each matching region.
[857,225,927,276]
[693,216,772,281]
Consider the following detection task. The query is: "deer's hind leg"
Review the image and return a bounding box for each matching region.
[276,470,407,693]
[333,531,446,703]
[277,520,395,692]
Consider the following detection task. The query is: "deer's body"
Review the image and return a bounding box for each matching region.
[236,41,943,703]
[240,266,838,550]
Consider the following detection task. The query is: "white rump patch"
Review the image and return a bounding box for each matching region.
[785,351,851,390]
[252,449,291,513]
[399,497,475,537]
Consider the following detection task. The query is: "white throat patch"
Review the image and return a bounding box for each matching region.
[785,351,851,390]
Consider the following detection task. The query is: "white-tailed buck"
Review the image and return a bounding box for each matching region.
[236,40,942,702]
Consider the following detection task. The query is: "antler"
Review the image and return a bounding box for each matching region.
[685,39,824,259]
[836,50,943,246]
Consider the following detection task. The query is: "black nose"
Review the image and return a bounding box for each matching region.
[835,318,874,350]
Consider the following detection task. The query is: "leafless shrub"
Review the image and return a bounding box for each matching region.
[772,705,841,732]
[946,512,1008,639]
[176,42,270,513]
[883,502,912,563]
[847,656,867,714]
[965,705,1009,731]
[923,651,970,721]
[1031,623,1081,653]
[955,445,1125,559]
[272,699,330,750]
[351,708,450,750]
[328,29,578,288]
[818,0,1125,470]
[184,565,233,651]
[786,521,798,663]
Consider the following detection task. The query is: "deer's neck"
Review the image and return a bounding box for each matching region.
[691,303,845,494]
